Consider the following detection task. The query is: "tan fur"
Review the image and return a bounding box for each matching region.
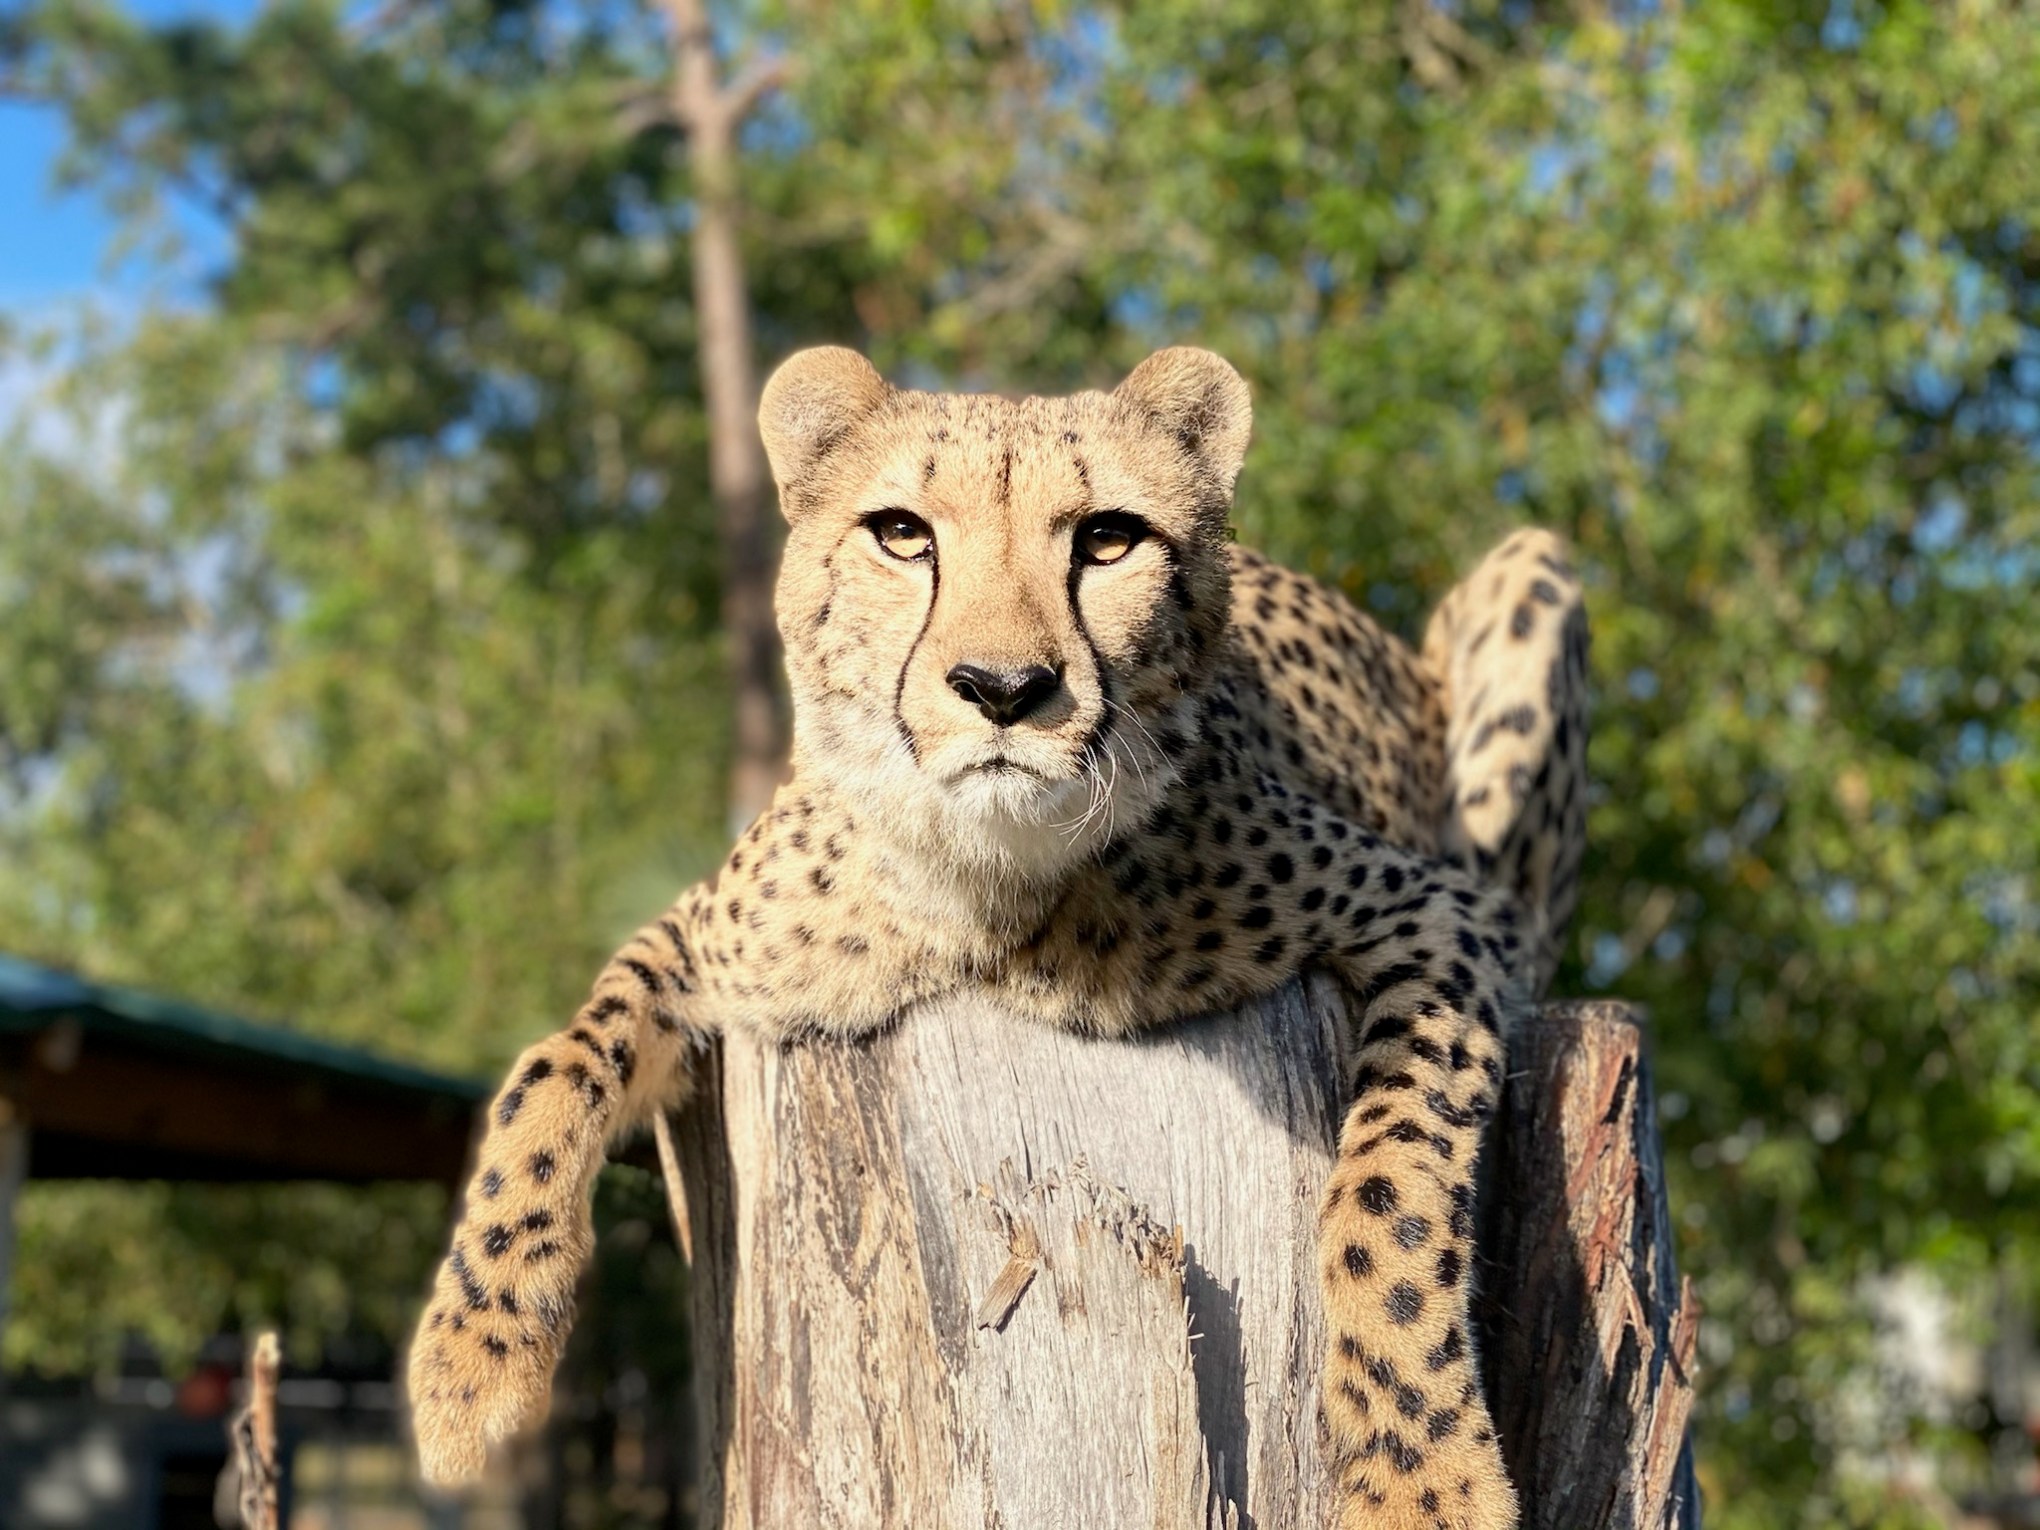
[406,347,1589,1529]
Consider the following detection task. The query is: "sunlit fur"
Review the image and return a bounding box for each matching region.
[768,351,1240,898]
[410,346,1590,1530]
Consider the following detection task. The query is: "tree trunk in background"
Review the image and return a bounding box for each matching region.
[670,985,1702,1529]
[661,0,789,831]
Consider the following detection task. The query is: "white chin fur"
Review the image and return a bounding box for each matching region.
[937,768,1102,879]
[805,710,1177,886]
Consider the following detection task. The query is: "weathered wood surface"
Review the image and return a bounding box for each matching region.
[670,983,1700,1530]
[1482,999,1702,1530]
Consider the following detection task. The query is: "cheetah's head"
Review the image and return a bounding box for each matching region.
[760,346,1252,882]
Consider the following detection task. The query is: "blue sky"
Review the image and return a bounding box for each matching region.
[0,0,263,313]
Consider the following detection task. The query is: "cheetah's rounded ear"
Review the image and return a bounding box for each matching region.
[758,347,891,503]
[1113,347,1253,495]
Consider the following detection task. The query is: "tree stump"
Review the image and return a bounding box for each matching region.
[669,980,1700,1530]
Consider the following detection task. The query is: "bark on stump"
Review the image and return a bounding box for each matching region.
[670,981,1700,1530]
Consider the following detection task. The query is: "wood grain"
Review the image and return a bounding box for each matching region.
[669,983,1700,1529]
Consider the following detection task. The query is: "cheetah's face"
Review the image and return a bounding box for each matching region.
[760,347,1252,881]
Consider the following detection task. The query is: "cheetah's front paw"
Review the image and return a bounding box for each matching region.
[405,1209,588,1485]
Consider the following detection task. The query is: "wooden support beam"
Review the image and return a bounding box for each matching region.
[0,1095,24,1351]
[666,984,1700,1527]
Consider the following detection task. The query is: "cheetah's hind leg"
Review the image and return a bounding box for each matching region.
[1423,528,1590,998]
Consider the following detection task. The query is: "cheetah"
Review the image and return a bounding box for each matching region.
[406,346,1589,1529]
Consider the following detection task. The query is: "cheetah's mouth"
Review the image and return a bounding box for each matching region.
[956,755,1051,783]
[937,749,1091,829]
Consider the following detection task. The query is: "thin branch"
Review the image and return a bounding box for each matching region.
[721,54,793,126]
[652,1109,695,1265]
[228,1331,281,1530]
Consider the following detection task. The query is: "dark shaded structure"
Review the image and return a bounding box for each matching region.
[0,953,491,1530]
[0,953,486,1187]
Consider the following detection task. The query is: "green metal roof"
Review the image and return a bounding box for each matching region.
[0,953,489,1105]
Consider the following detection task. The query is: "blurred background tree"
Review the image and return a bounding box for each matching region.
[2,0,2037,1524]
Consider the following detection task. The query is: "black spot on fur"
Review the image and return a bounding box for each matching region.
[1449,1183,1476,1238]
[1358,1176,1399,1215]
[620,958,665,996]
[1426,1326,1465,1371]
[450,1249,489,1311]
[1384,1281,1425,1326]
[565,1061,605,1109]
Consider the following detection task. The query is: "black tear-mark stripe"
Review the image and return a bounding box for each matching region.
[1063,551,1117,780]
[890,542,939,764]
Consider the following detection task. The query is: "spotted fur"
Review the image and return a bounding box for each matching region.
[406,346,1589,1529]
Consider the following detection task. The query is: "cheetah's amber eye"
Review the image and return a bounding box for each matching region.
[1074,512,1150,567]
[867,510,934,561]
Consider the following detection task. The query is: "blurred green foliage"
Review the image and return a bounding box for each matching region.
[2,0,2037,1522]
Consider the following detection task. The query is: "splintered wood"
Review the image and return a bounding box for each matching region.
[664,982,1700,1529]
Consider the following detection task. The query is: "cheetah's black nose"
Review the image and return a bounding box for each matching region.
[946,662,1062,726]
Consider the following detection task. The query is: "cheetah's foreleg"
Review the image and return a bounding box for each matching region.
[405,908,706,1485]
